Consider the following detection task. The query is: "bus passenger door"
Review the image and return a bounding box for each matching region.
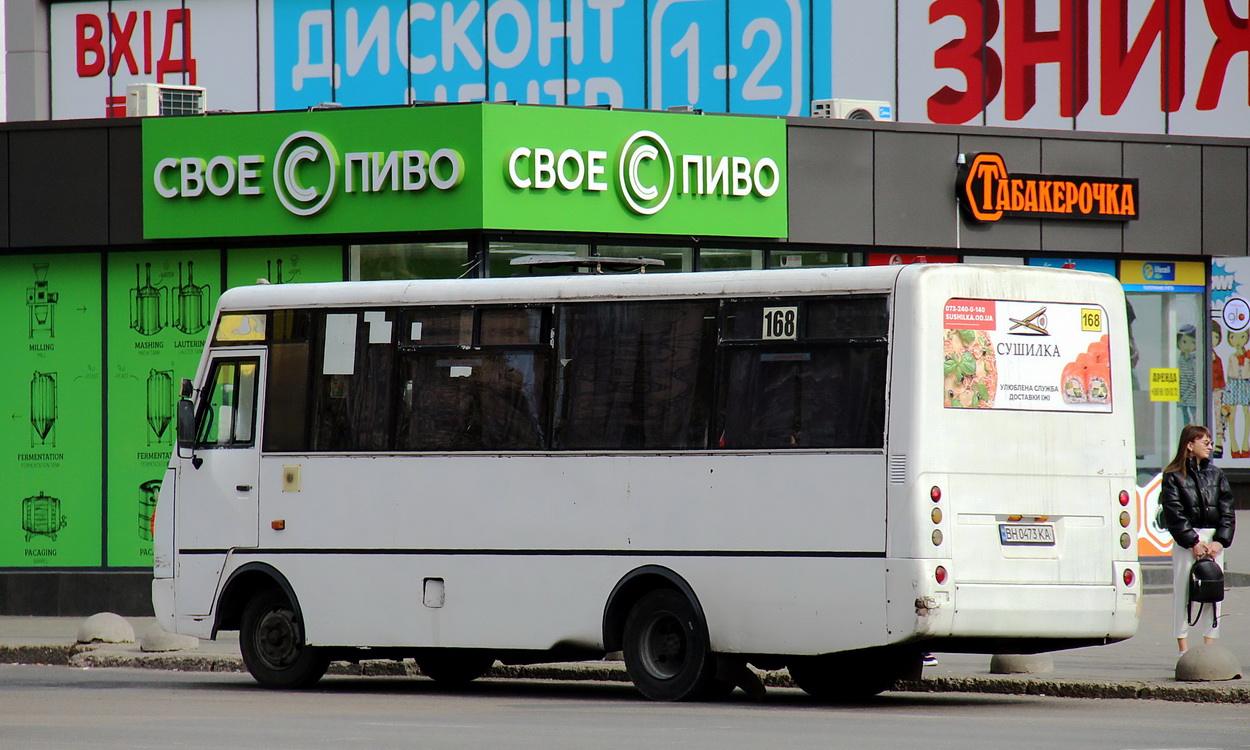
[174,351,264,616]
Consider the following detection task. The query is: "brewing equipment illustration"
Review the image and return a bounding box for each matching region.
[30,371,57,447]
[22,491,68,542]
[172,261,211,335]
[130,262,168,336]
[26,263,59,338]
[139,479,161,541]
[147,369,174,445]
[265,258,293,284]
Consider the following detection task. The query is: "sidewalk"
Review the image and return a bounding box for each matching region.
[1,588,1245,702]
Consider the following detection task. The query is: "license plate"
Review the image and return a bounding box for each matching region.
[999,523,1056,546]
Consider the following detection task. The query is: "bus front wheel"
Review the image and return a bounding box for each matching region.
[622,589,718,701]
[239,588,330,689]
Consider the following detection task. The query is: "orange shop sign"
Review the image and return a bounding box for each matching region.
[957,152,1139,223]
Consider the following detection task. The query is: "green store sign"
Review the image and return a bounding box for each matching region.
[142,104,787,239]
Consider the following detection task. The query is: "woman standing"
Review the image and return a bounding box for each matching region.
[1159,425,1236,655]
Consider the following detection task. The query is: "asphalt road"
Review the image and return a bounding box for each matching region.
[1,665,1247,750]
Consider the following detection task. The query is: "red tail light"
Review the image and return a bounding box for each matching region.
[1123,568,1135,587]
[935,566,948,584]
[930,486,941,502]
[1118,490,1130,507]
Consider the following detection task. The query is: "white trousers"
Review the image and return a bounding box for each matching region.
[1172,528,1223,640]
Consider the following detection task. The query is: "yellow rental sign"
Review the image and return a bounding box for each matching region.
[1149,368,1180,401]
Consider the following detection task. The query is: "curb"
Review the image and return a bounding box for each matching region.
[4,646,1246,703]
[894,677,1250,704]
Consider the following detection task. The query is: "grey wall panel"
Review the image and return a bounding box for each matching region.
[1202,146,1248,258]
[956,135,1041,252]
[1039,139,1124,256]
[787,125,874,245]
[1123,143,1202,256]
[873,131,959,249]
[10,128,109,247]
[108,124,145,246]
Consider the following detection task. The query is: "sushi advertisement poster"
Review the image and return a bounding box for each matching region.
[943,298,1111,412]
[0,254,104,567]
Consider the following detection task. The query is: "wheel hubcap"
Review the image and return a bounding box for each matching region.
[639,613,687,680]
[255,607,302,669]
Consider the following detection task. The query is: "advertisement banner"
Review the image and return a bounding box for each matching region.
[1120,260,1206,293]
[143,103,787,239]
[49,0,260,120]
[480,105,786,237]
[1211,258,1250,465]
[943,298,1112,412]
[106,250,221,567]
[225,246,345,288]
[0,255,104,567]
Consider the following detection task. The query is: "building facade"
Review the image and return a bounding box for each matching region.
[2,0,1250,614]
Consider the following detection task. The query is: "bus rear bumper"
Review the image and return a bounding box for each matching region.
[947,580,1139,641]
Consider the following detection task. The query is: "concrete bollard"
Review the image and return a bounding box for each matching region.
[138,623,200,653]
[990,653,1054,675]
[1176,644,1243,682]
[76,613,135,644]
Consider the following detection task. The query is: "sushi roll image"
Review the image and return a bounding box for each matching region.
[1087,337,1109,364]
[1085,361,1111,404]
[1061,359,1089,403]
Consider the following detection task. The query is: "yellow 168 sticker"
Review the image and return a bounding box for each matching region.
[1080,308,1103,332]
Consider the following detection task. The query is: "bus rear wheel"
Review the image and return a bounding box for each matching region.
[415,650,496,686]
[622,589,718,701]
[239,588,330,689]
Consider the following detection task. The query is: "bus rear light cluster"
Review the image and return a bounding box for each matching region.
[1118,490,1131,506]
[930,486,941,502]
[935,566,948,585]
[1123,568,1135,587]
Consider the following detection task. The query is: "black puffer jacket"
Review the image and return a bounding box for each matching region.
[1160,458,1236,549]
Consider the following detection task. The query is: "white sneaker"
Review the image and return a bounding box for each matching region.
[922,653,939,667]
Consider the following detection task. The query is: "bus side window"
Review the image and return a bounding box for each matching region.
[396,306,551,451]
[264,310,313,452]
[717,296,888,450]
[309,310,397,452]
[554,301,716,450]
[196,359,260,448]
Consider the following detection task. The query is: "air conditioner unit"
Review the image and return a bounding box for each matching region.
[126,84,207,117]
[811,98,893,121]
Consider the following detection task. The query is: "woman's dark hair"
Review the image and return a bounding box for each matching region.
[1164,424,1212,478]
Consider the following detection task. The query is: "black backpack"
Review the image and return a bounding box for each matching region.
[1187,556,1225,628]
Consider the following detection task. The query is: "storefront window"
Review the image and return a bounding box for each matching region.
[351,242,475,280]
[770,250,849,269]
[698,247,763,271]
[1211,258,1250,468]
[596,245,691,273]
[1122,261,1208,482]
[489,242,591,277]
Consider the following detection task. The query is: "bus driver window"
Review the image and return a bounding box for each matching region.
[196,359,259,448]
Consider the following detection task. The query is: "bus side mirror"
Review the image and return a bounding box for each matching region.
[180,377,194,399]
[176,398,198,464]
